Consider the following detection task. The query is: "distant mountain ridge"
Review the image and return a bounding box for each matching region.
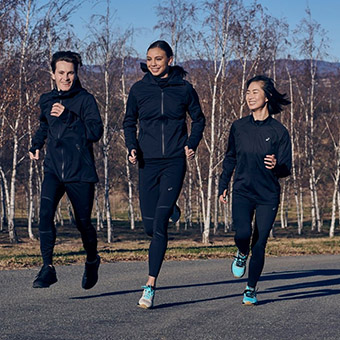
[83,58,340,78]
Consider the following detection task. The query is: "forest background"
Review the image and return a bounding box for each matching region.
[1,0,340,258]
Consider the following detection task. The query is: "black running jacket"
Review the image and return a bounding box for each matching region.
[123,65,205,159]
[219,114,292,204]
[30,79,103,182]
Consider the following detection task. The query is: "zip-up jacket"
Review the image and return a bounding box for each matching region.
[30,79,103,183]
[123,64,205,159]
[219,114,292,204]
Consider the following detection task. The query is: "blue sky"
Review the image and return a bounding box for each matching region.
[70,0,340,62]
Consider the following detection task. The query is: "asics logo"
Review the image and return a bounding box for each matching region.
[265,137,270,142]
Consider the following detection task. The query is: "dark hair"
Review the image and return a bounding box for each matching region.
[51,51,82,74]
[246,75,291,115]
[147,40,173,58]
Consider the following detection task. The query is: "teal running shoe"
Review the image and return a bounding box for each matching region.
[138,285,155,309]
[231,251,248,278]
[243,286,258,305]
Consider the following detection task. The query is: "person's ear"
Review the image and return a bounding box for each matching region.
[168,56,174,66]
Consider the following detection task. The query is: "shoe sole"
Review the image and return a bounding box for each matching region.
[32,279,57,288]
[242,301,257,306]
[138,303,152,309]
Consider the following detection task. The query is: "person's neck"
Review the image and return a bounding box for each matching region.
[252,107,269,121]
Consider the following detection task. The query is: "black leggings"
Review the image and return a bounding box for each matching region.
[232,193,278,288]
[139,158,186,278]
[39,172,98,265]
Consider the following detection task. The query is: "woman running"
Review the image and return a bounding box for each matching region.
[123,40,205,308]
[219,75,291,305]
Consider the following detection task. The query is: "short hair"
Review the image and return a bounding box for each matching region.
[147,40,173,58]
[51,51,82,74]
[247,75,291,115]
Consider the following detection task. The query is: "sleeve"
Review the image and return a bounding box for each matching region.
[272,128,292,178]
[64,94,103,142]
[186,83,205,151]
[218,123,237,196]
[29,98,48,153]
[81,94,103,142]
[123,87,139,154]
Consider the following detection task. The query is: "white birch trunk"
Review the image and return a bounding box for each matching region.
[280,182,286,228]
[330,173,338,236]
[286,66,302,234]
[7,0,32,243]
[95,186,103,231]
[338,190,340,230]
[120,53,135,230]
[202,3,230,244]
[125,153,135,230]
[0,168,9,232]
[187,163,193,229]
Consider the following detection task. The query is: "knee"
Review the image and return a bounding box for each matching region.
[39,199,55,231]
[76,217,95,232]
[143,217,154,237]
[251,242,266,258]
[235,229,252,242]
[154,229,167,242]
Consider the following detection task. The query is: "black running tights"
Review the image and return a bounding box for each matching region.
[232,194,278,288]
[139,158,186,278]
[38,172,98,265]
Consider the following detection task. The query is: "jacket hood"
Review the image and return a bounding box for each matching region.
[140,62,188,78]
[40,78,85,105]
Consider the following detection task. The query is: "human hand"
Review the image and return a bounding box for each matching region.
[264,154,277,169]
[29,150,39,160]
[129,149,137,164]
[50,103,65,117]
[184,145,195,160]
[219,189,228,204]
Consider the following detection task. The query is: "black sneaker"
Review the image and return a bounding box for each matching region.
[170,204,181,223]
[82,255,100,290]
[33,265,58,288]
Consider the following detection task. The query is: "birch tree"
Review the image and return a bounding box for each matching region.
[154,0,197,64]
[293,7,329,232]
[6,0,33,243]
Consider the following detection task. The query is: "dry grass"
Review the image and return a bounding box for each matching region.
[1,221,340,270]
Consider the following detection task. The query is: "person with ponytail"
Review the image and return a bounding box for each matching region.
[123,40,205,309]
[219,75,292,305]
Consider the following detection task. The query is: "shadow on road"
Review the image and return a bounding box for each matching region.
[70,268,340,308]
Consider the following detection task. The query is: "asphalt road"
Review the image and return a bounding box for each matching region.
[1,255,340,340]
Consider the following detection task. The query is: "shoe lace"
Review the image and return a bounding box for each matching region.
[235,254,247,267]
[244,288,257,298]
[141,285,155,299]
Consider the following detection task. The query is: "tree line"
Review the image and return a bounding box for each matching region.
[0,0,339,244]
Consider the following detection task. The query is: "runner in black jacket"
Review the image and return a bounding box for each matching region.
[219,75,291,305]
[123,40,205,309]
[29,51,103,290]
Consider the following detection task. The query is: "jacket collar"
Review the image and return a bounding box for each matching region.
[140,63,186,86]
[250,113,272,126]
[51,78,84,99]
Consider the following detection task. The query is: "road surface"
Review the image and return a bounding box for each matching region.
[1,255,339,340]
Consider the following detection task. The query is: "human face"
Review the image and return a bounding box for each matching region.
[146,47,173,77]
[246,81,268,113]
[52,60,76,91]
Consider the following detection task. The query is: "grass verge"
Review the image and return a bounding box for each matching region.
[1,222,340,270]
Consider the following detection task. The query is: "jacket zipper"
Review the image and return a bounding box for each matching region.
[59,97,65,180]
[161,90,165,156]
